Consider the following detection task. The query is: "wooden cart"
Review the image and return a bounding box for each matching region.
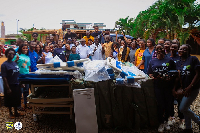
[27,83,74,121]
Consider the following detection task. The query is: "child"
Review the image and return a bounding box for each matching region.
[68,46,80,61]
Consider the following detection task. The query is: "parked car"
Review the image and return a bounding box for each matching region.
[2,44,17,54]
[110,34,134,42]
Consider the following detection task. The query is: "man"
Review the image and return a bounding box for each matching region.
[64,29,77,41]
[50,35,56,44]
[15,38,24,53]
[102,35,113,59]
[44,36,51,46]
[90,37,103,60]
[53,40,66,62]
[127,38,132,48]
[76,38,90,59]
[83,30,94,46]
[29,41,38,72]
[101,29,113,44]
[32,32,38,42]
[91,26,102,43]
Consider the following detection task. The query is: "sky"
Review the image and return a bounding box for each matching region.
[0,0,199,35]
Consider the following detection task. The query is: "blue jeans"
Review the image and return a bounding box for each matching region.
[21,84,29,105]
[179,89,200,129]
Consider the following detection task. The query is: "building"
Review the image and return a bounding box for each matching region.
[1,22,5,38]
[0,22,19,45]
[60,20,106,30]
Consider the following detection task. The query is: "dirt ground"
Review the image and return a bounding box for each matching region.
[0,54,200,132]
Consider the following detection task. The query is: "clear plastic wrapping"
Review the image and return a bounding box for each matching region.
[83,60,110,82]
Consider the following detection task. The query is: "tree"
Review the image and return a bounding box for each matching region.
[16,27,47,41]
[115,0,200,44]
[115,16,134,35]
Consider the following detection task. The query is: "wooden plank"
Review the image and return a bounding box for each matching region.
[32,84,69,87]
[34,111,71,114]
[28,98,73,103]
[29,103,73,107]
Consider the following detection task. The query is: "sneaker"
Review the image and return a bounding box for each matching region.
[179,121,185,130]
[158,123,164,132]
[168,117,176,126]
[164,121,170,130]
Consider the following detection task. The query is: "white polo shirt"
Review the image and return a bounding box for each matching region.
[90,43,103,60]
[76,44,90,59]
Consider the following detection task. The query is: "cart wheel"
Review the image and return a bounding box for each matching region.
[33,114,38,122]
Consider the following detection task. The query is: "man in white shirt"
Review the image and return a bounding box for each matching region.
[76,38,90,59]
[90,37,103,60]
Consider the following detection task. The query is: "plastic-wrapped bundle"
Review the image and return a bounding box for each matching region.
[121,65,147,79]
[83,60,110,82]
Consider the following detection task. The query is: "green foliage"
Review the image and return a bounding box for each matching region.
[16,27,47,41]
[115,0,200,44]
[115,16,134,35]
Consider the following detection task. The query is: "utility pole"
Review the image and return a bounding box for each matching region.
[16,19,19,34]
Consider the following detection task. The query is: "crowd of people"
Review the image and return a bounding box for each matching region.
[1,25,200,133]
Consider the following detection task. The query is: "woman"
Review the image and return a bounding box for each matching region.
[129,41,137,64]
[137,38,155,73]
[175,44,200,133]
[13,43,31,110]
[43,45,53,64]
[1,48,22,118]
[135,39,146,71]
[147,44,176,132]
[117,41,130,62]
[111,42,119,61]
[35,44,44,64]
[164,40,172,57]
[168,41,185,129]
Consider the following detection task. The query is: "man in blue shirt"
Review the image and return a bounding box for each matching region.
[29,41,38,72]
[53,40,66,62]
